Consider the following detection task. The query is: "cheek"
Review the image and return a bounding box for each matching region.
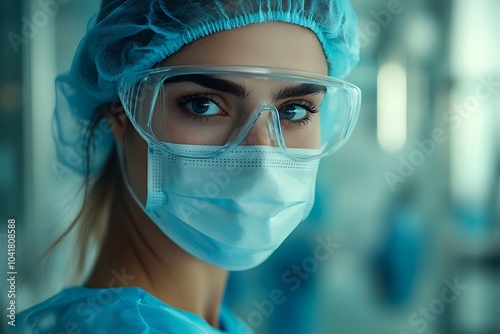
[153,109,235,145]
[281,119,321,148]
[305,119,322,148]
[125,128,149,204]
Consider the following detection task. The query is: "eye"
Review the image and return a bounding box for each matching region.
[185,97,222,115]
[278,104,310,121]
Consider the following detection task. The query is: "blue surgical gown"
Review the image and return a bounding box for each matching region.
[13,286,253,333]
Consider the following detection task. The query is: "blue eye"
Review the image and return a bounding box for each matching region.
[278,104,309,121]
[185,98,221,115]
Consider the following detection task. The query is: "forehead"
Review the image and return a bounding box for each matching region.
[160,22,328,75]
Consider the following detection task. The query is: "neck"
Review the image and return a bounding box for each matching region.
[85,191,228,328]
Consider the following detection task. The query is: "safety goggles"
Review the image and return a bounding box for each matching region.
[117,65,361,160]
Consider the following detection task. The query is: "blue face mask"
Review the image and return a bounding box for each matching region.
[119,142,319,270]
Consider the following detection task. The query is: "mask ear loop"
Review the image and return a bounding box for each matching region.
[115,141,146,211]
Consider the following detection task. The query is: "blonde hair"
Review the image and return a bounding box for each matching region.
[36,0,130,282]
[43,108,123,280]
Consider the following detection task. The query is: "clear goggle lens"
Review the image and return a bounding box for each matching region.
[118,66,361,160]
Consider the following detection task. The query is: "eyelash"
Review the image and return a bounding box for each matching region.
[279,100,320,126]
[175,93,320,125]
[175,92,225,122]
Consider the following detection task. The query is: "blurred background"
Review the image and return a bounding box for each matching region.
[0,0,499,333]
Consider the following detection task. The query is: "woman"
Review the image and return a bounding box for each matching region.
[16,0,360,332]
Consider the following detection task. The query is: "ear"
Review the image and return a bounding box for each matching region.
[107,101,128,144]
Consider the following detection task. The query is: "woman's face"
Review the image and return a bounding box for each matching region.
[122,22,328,203]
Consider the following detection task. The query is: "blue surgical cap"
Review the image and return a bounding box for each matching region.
[54,0,360,175]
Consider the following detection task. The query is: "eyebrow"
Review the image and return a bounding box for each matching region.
[164,74,326,100]
[273,84,327,101]
[164,74,250,99]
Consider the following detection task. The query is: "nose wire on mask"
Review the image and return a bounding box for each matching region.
[240,108,278,147]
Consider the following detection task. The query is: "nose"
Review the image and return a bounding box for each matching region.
[240,110,277,146]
